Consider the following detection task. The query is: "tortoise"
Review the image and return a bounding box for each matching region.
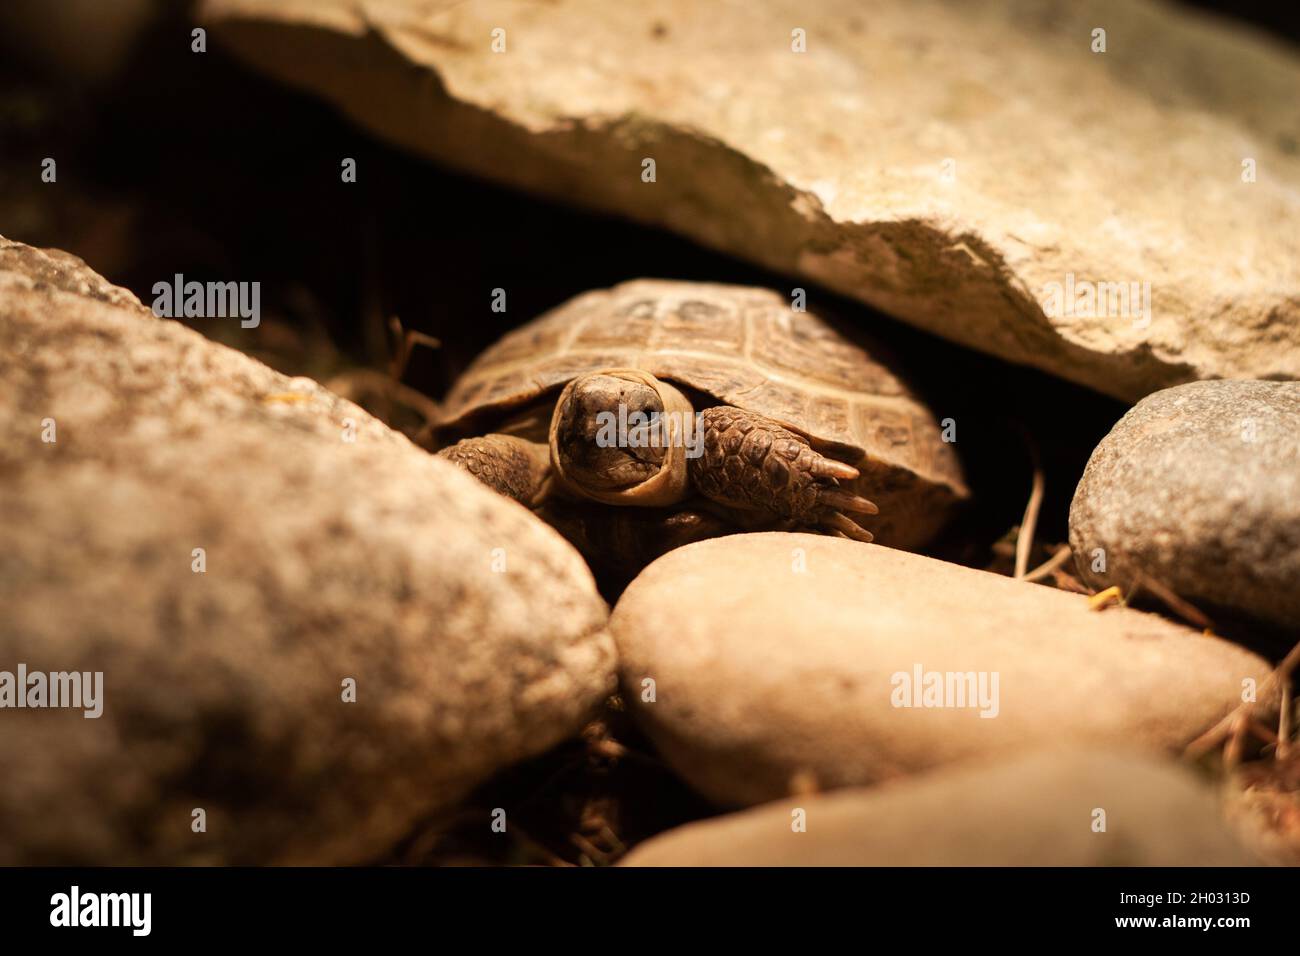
[436,280,968,580]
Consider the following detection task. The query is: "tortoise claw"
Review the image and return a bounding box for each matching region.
[818,488,879,516]
[811,457,860,481]
[816,479,878,543]
[824,512,875,543]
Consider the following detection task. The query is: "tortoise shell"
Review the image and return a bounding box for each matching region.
[442,280,968,546]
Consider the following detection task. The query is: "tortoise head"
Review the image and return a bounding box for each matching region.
[549,369,696,507]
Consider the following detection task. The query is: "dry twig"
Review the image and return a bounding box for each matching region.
[1022,544,1072,583]
[1129,570,1214,630]
[1186,638,1300,770]
[1013,441,1044,580]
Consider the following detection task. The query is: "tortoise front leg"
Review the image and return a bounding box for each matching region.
[437,434,552,507]
[689,406,879,542]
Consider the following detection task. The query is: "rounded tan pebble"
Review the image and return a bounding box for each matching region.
[612,532,1273,807]
[620,749,1261,866]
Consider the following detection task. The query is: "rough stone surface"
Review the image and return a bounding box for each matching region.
[611,533,1272,807]
[621,750,1260,866]
[201,0,1300,402]
[0,237,615,864]
[1070,380,1300,629]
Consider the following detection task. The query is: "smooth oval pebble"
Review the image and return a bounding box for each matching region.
[612,532,1272,807]
[1070,380,1300,629]
[0,239,615,864]
[620,749,1260,866]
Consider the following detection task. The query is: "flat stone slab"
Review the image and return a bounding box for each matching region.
[202,0,1300,401]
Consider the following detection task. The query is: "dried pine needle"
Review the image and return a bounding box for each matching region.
[1087,585,1123,611]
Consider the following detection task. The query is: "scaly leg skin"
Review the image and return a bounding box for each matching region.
[689,406,879,542]
[437,434,551,507]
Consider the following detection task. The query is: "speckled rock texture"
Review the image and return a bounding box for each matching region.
[612,533,1272,808]
[1070,380,1300,629]
[621,750,1261,866]
[0,237,615,864]
[201,0,1300,402]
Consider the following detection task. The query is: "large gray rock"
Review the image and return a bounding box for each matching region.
[621,750,1260,866]
[0,238,615,864]
[201,0,1300,402]
[611,533,1272,807]
[1070,380,1300,629]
